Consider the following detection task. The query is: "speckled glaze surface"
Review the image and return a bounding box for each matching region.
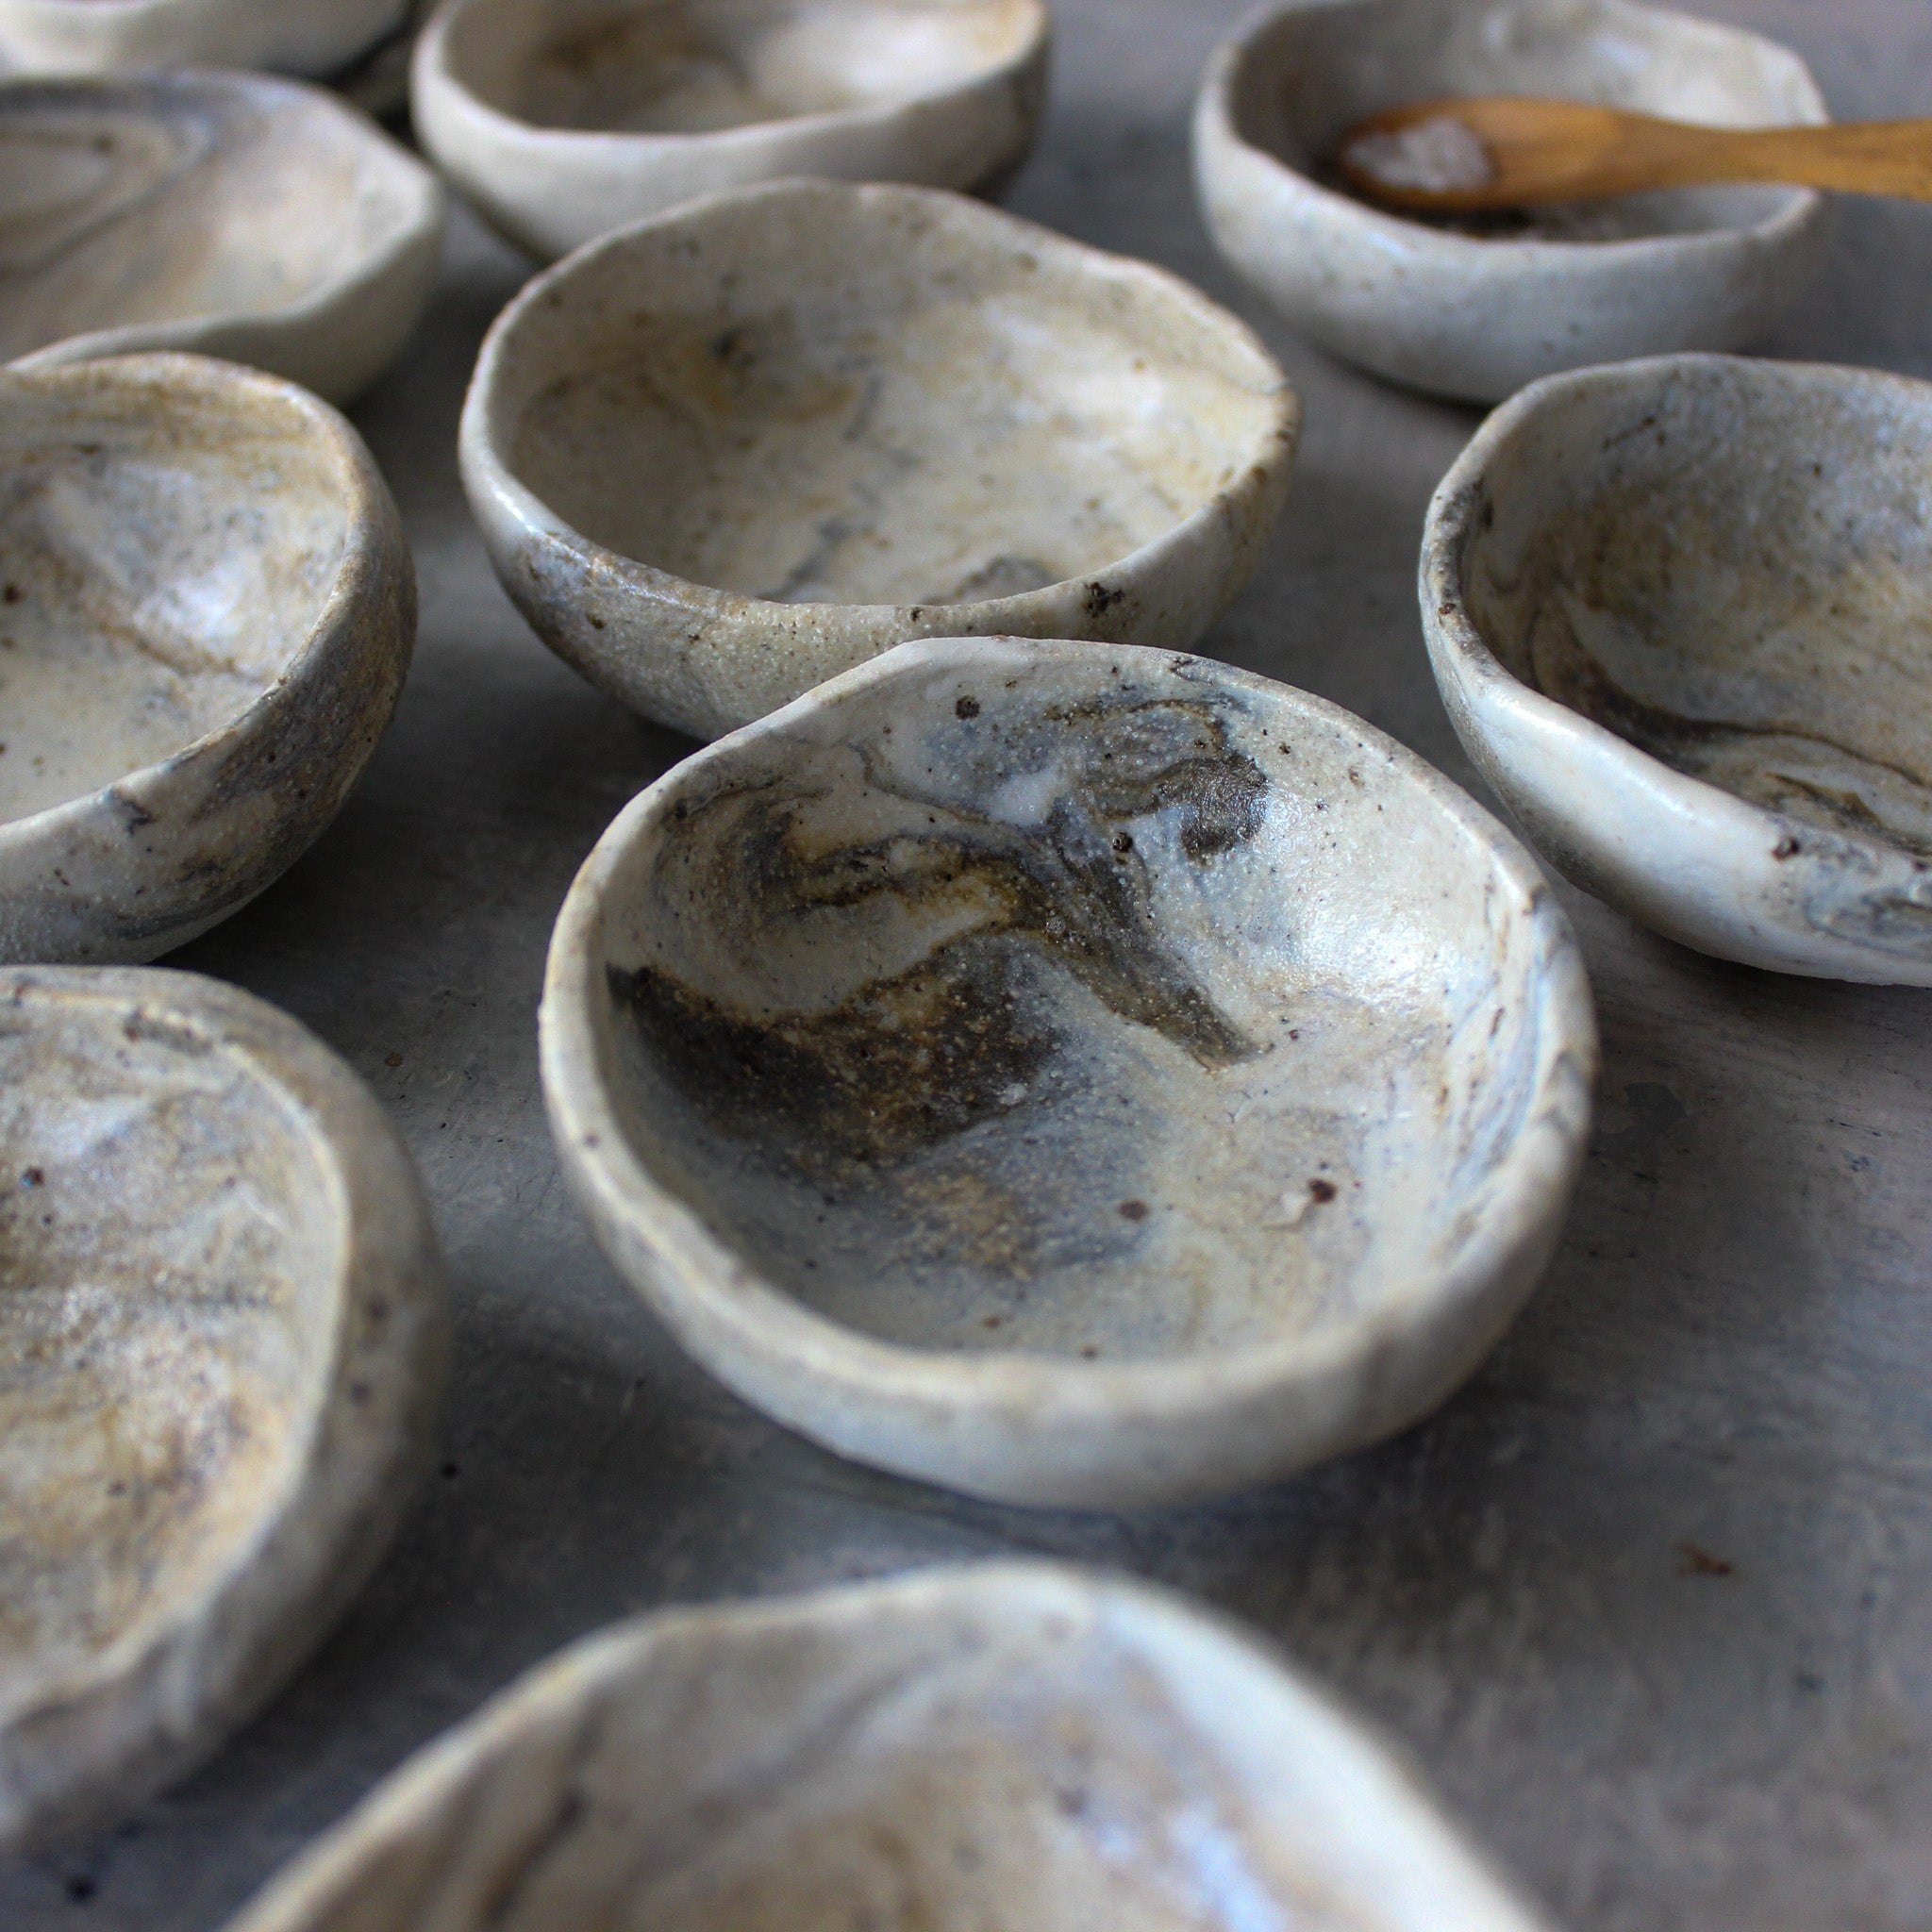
[0,71,443,405]
[1424,352,1932,983]
[541,637,1594,1508]
[461,179,1299,742]
[0,966,445,1854]
[0,0,408,77]
[414,0,1050,261]
[1192,0,1829,403]
[223,1563,1551,1932]
[0,354,414,965]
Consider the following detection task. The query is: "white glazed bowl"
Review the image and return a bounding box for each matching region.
[461,177,1299,742]
[541,637,1595,1508]
[1192,0,1828,403]
[412,0,1050,261]
[223,1564,1552,1932]
[0,71,443,406]
[1424,353,1932,983]
[0,353,415,965]
[0,965,445,1853]
[0,0,409,77]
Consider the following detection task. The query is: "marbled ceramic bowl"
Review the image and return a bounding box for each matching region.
[462,178,1299,741]
[225,1564,1550,1932]
[413,0,1050,260]
[1425,353,1932,983]
[0,0,408,77]
[0,70,443,405]
[0,353,413,965]
[1192,0,1827,403]
[0,965,444,1852]
[541,637,1594,1508]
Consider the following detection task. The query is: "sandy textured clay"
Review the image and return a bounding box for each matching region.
[0,353,414,965]
[0,71,443,404]
[462,178,1298,741]
[0,966,445,1852]
[1192,0,1827,403]
[1425,352,1932,982]
[0,0,408,76]
[224,1563,1552,1932]
[541,637,1594,1507]
[413,0,1049,261]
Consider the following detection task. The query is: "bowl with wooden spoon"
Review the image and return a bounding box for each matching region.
[1192,0,1828,403]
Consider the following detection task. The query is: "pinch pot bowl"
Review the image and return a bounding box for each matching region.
[0,353,413,966]
[541,637,1595,1508]
[1192,0,1827,403]
[462,178,1298,742]
[0,71,443,405]
[413,0,1050,261]
[0,0,409,77]
[0,966,445,1852]
[1424,353,1932,982]
[225,1563,1550,1932]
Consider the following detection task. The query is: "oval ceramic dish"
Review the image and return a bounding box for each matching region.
[224,1563,1551,1932]
[0,0,408,77]
[0,353,414,965]
[1424,353,1932,983]
[541,637,1595,1508]
[1192,0,1827,403]
[0,70,443,405]
[0,965,445,1853]
[412,0,1050,261]
[461,178,1299,742]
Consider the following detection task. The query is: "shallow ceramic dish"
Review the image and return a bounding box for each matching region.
[462,178,1298,742]
[0,965,445,1852]
[0,353,413,965]
[1424,353,1932,983]
[1192,0,1828,403]
[225,1563,1550,1932]
[541,636,1594,1508]
[413,0,1050,261]
[0,0,408,77]
[0,70,443,405]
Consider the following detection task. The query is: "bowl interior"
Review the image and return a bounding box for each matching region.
[449,0,1040,135]
[500,189,1280,609]
[1234,0,1816,242]
[587,644,1561,1363]
[0,981,341,1719]
[1457,359,1932,858]
[0,362,353,824]
[0,77,424,360]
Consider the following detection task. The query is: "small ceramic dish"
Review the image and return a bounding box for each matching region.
[1424,353,1932,983]
[541,636,1594,1508]
[0,353,413,966]
[0,965,445,1853]
[1192,0,1828,403]
[461,177,1299,742]
[0,70,443,405]
[0,0,409,77]
[224,1563,1551,1932]
[412,0,1050,261]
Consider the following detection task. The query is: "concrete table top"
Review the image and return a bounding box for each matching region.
[5,2,1930,1926]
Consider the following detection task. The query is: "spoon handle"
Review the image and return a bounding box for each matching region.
[1670,118,1932,201]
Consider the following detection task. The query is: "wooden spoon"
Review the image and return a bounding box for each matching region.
[1335,96,1932,213]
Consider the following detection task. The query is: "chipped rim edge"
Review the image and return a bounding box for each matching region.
[540,637,1596,1492]
[1421,350,1932,981]
[457,177,1300,678]
[222,1560,1551,1932]
[0,965,447,1853]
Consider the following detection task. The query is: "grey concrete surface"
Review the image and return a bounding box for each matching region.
[5,3,1931,1926]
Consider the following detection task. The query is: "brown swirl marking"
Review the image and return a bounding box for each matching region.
[617,697,1267,1172]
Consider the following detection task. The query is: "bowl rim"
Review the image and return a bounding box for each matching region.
[541,634,1596,1441]
[459,175,1299,639]
[1196,0,1827,265]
